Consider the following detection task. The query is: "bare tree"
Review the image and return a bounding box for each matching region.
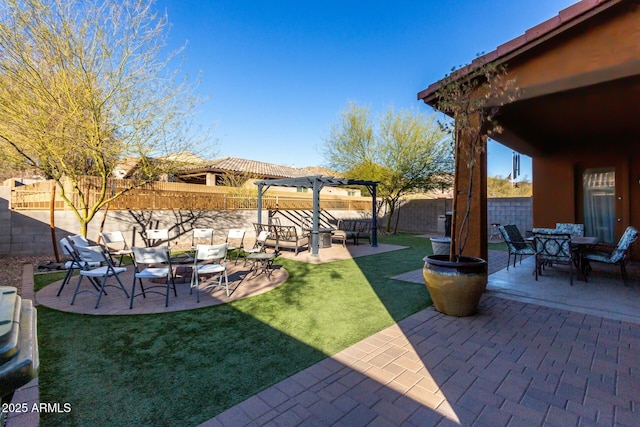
[0,0,213,236]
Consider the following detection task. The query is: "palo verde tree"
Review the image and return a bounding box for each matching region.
[0,0,210,236]
[324,102,452,233]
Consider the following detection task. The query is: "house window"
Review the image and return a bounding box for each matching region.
[296,187,308,193]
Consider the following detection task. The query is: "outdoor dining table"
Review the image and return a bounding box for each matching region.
[570,236,600,281]
[527,234,599,281]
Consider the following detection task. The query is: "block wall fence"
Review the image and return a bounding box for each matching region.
[0,188,532,257]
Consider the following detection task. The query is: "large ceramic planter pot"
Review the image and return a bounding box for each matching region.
[422,254,488,317]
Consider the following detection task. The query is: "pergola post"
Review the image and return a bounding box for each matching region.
[311,177,321,256]
[256,183,264,224]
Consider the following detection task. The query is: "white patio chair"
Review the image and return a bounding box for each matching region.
[129,246,177,309]
[67,234,91,247]
[145,228,170,247]
[243,231,270,256]
[192,228,214,247]
[225,228,245,264]
[70,243,129,309]
[190,243,229,302]
[100,230,133,266]
[56,237,100,297]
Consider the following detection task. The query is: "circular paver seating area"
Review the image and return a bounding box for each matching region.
[36,262,288,315]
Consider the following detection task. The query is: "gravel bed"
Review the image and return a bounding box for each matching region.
[1,255,56,294]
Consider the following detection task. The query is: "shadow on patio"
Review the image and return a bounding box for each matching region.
[208,248,640,426]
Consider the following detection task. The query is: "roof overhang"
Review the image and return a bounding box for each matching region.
[417,0,640,157]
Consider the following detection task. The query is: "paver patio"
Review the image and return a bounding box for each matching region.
[202,252,640,426]
[204,294,640,426]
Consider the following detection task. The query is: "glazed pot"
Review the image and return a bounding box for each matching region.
[422,254,488,317]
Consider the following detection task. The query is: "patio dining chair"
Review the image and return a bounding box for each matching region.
[556,223,585,237]
[129,246,177,309]
[499,225,535,270]
[533,232,574,286]
[70,243,129,309]
[190,243,229,302]
[100,230,133,266]
[581,225,639,285]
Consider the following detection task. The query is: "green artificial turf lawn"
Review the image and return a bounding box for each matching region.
[36,233,432,426]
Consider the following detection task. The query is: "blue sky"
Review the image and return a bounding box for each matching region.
[154,0,578,180]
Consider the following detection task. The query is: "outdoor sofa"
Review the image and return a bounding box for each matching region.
[336,219,372,246]
[254,223,309,255]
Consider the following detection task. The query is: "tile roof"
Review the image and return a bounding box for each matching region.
[179,157,338,179]
[418,0,618,102]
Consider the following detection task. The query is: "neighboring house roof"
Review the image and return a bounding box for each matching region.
[418,0,618,103]
[177,157,341,180]
[114,154,343,182]
[112,157,141,179]
[179,157,306,179]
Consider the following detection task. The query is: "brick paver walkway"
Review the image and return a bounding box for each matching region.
[204,295,640,426]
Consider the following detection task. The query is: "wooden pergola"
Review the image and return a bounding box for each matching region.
[255,175,378,256]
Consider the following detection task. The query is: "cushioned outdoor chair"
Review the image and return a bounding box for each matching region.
[499,225,535,270]
[581,226,639,285]
[533,232,574,286]
[191,243,229,302]
[556,223,585,237]
[129,246,177,309]
[331,221,348,247]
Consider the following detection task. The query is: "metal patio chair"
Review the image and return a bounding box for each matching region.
[499,225,535,269]
[581,226,639,285]
[533,232,573,286]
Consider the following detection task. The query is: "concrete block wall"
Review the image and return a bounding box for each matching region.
[383,197,532,237]
[382,198,452,234]
[486,197,533,238]
[0,188,371,257]
[0,188,532,256]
